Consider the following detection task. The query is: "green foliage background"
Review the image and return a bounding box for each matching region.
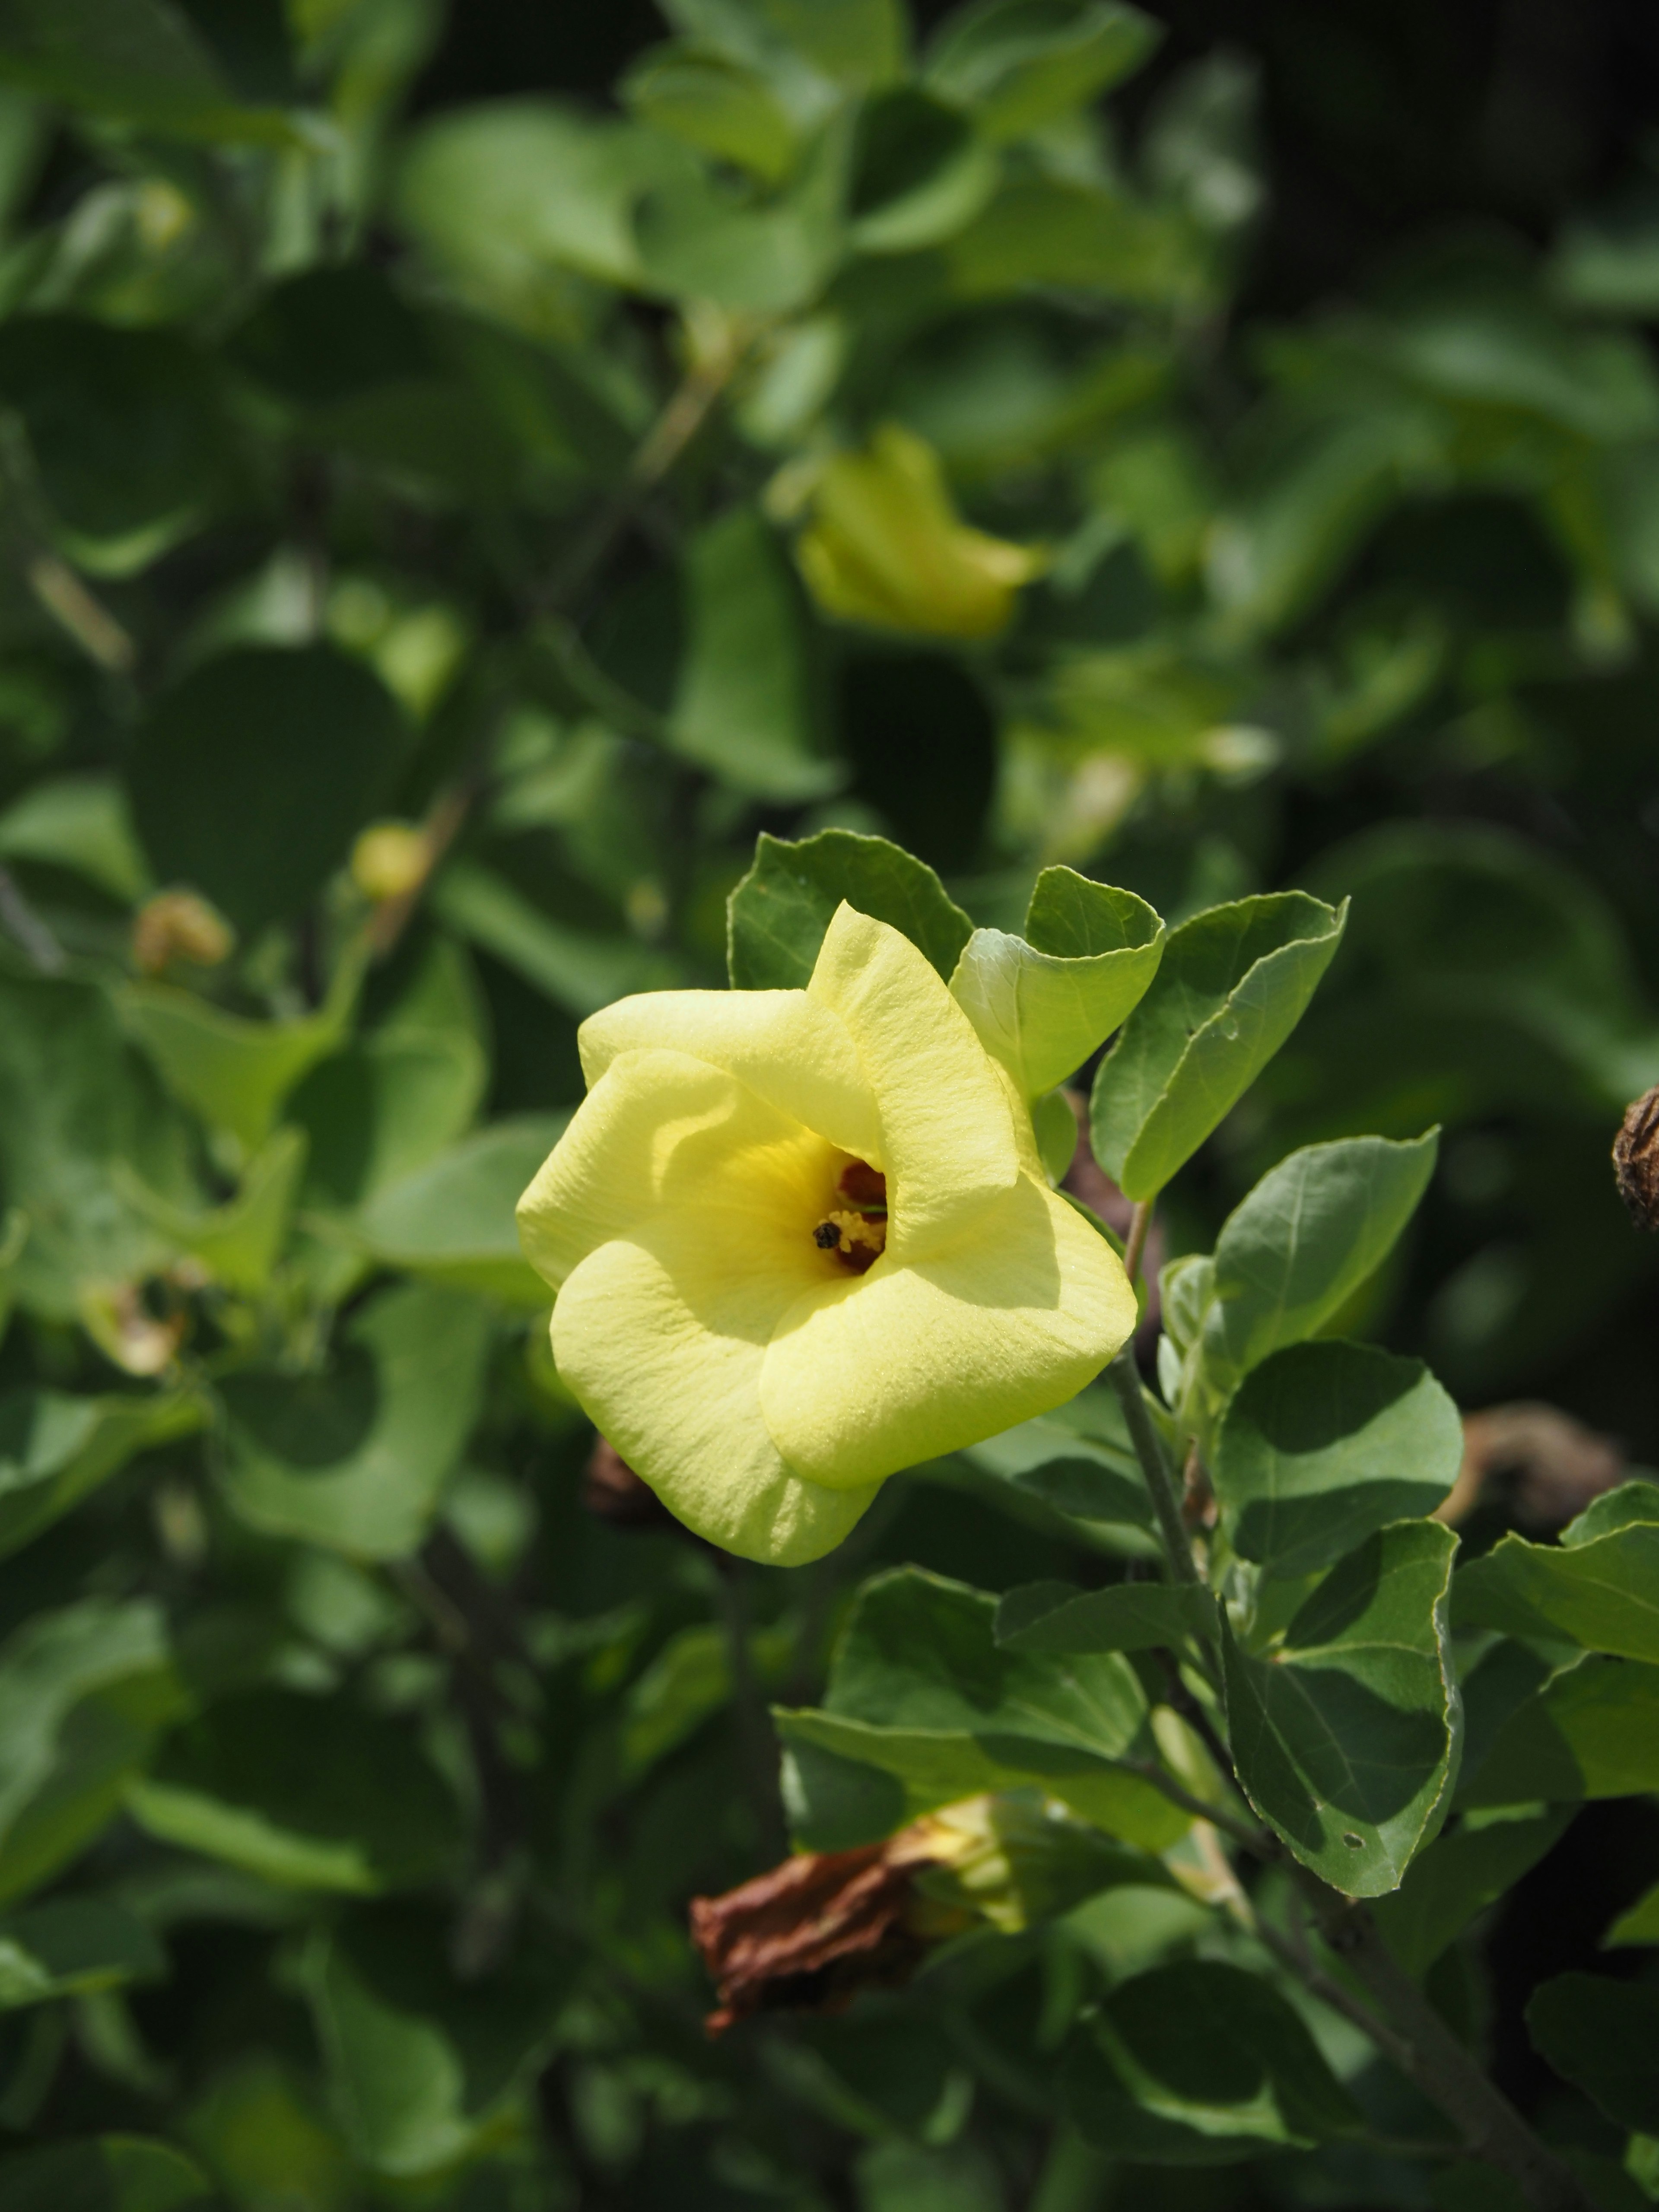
[0,0,1656,2206]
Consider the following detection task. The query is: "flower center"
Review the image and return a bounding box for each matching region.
[813,1161,888,1274]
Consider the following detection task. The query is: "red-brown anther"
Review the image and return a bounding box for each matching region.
[837,1159,887,1214]
[1614,1084,1659,1232]
[689,1842,931,2034]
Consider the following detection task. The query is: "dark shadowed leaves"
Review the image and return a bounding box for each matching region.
[218,1282,492,1558]
[1223,1521,1461,1894]
[1065,1960,1361,2161]
[129,1689,462,1894]
[775,1567,1186,1849]
[1526,1974,1659,2134]
[995,1580,1216,1655]
[1213,1341,1463,1580]
[129,647,408,936]
[0,315,221,567]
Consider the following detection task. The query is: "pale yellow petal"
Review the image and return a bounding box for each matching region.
[807,904,1020,1256]
[553,1231,881,1567]
[759,1173,1136,1489]
[518,1047,842,1290]
[578,988,880,1163]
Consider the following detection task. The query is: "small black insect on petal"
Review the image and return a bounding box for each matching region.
[814,1221,842,1250]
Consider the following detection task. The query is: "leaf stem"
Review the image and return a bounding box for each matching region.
[1106,1350,1203,1587]
[1125,1758,1267,1853]
[1122,1198,1152,1290]
[1304,1888,1594,2212]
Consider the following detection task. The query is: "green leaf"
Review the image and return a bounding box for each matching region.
[668,506,838,798]
[1452,1517,1659,1664]
[1206,408,1437,637]
[633,129,845,314]
[0,1895,165,2010]
[1370,1807,1573,1977]
[1605,1876,1659,1948]
[1565,1481,1659,1545]
[668,0,905,90]
[432,858,677,1017]
[995,1581,1216,1655]
[0,974,195,1319]
[1033,1087,1080,1180]
[926,0,1160,143]
[0,2136,212,2212]
[218,1282,493,1559]
[291,938,488,1211]
[1526,1974,1659,2134]
[1195,1132,1440,1400]
[1064,1960,1362,2162]
[129,646,409,937]
[0,315,221,570]
[947,178,1211,307]
[848,87,999,256]
[0,1598,179,1906]
[0,0,291,145]
[356,1116,565,1307]
[116,1128,307,1296]
[123,954,360,1157]
[726,828,973,989]
[933,1401,1158,1553]
[1212,1341,1463,1580]
[1461,1657,1659,1808]
[129,1689,462,1894]
[775,1567,1188,1850]
[623,43,798,181]
[1090,893,1348,1201]
[305,1906,563,2175]
[0,1387,204,1562]
[0,773,150,901]
[395,100,699,306]
[1222,1521,1461,1895]
[948,869,1164,1098]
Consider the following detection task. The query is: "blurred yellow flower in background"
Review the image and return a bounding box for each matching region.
[788,423,1044,641]
[518,905,1134,1565]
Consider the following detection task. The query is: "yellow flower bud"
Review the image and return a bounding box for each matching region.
[350,821,432,904]
[132,888,235,975]
[792,423,1044,640]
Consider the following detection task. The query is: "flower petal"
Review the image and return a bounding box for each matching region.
[579,988,880,1163]
[759,1173,1136,1490]
[518,1046,839,1290]
[553,1231,881,1567]
[807,904,1020,1257]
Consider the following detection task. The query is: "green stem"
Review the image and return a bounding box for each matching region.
[1106,1350,1203,1587]
[1305,1889,1594,2212]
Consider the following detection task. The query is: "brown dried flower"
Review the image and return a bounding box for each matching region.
[1614,1084,1659,1232]
[1437,1402,1625,1531]
[690,1793,1136,2033]
[689,1840,938,2034]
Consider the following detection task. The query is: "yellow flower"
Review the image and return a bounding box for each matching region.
[792,424,1044,641]
[517,905,1135,1566]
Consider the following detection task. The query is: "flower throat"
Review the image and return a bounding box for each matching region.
[813,1160,887,1274]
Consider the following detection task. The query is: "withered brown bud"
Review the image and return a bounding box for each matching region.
[1439,1403,1625,1532]
[1615,1085,1659,1231]
[582,1437,676,1529]
[689,1842,935,2034]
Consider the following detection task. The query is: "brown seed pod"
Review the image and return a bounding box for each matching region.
[1613,1084,1659,1231]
